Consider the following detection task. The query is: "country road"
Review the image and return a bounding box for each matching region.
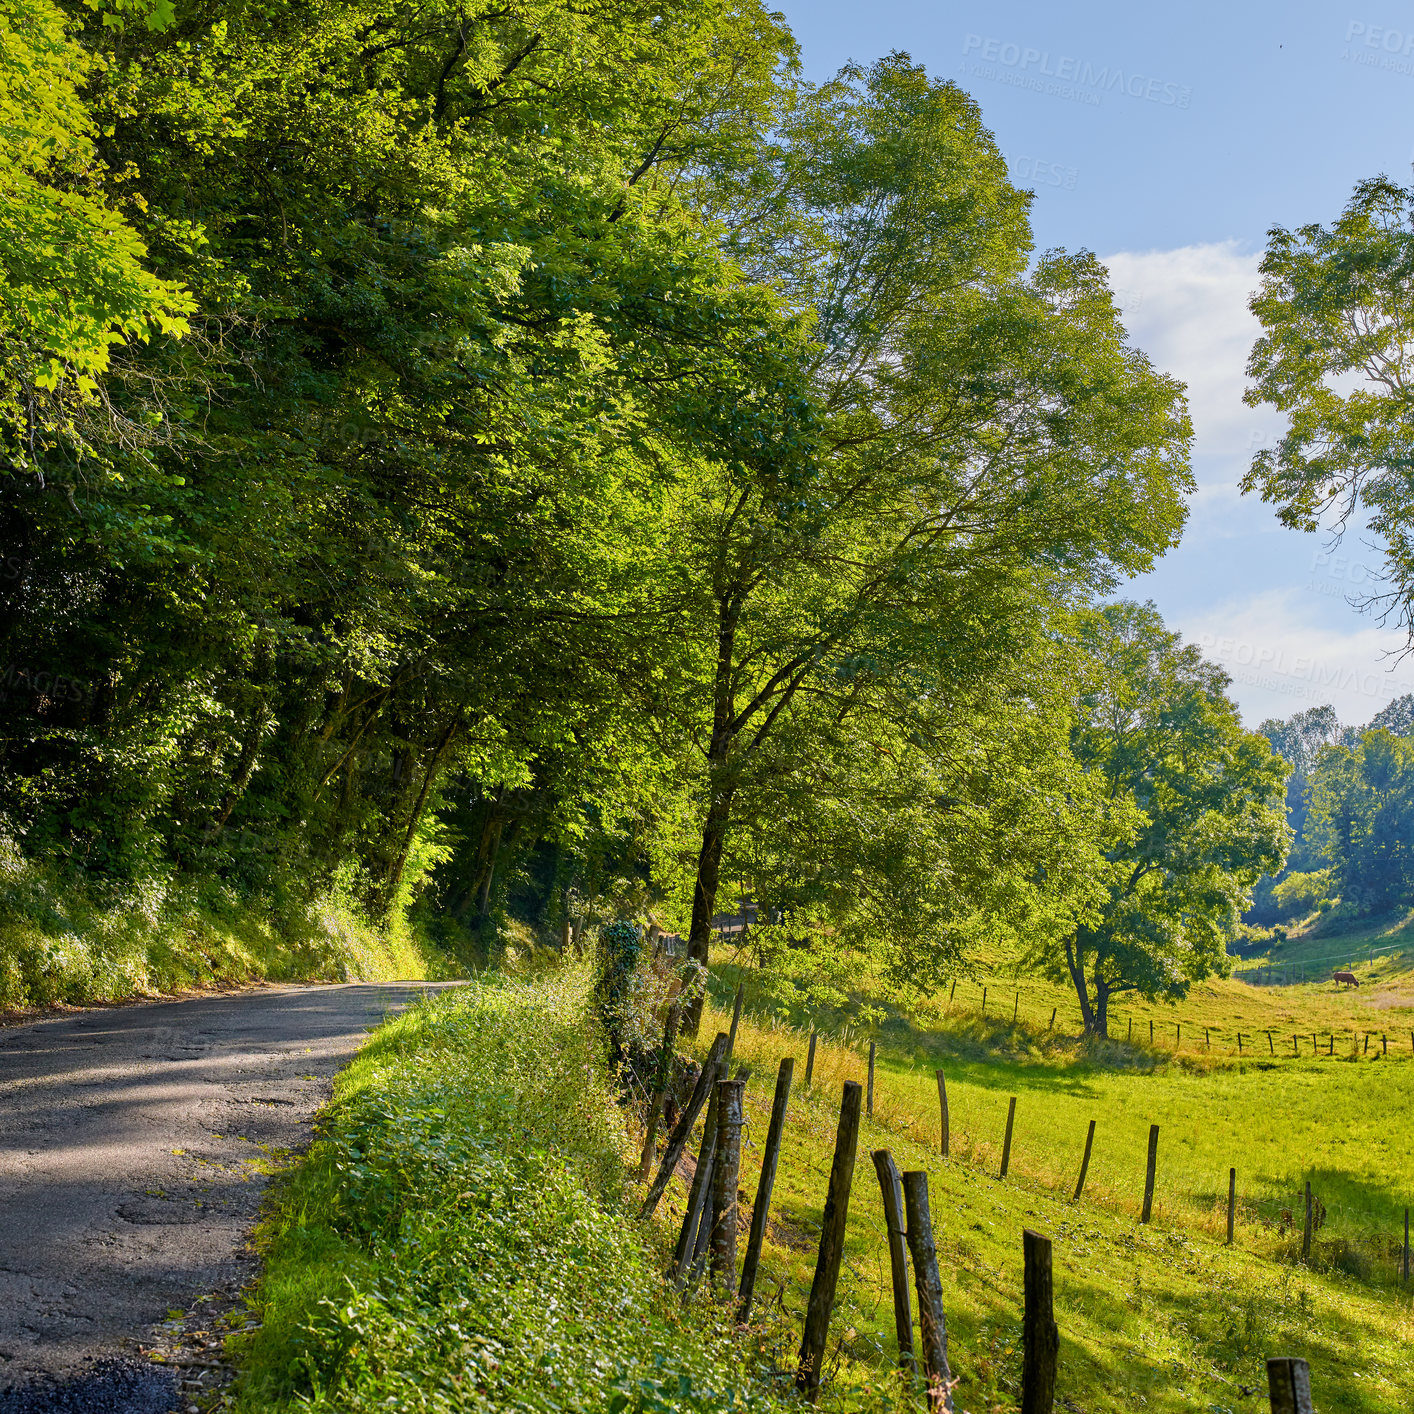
[0,981,453,1411]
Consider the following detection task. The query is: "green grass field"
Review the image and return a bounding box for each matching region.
[690,953,1414,1414]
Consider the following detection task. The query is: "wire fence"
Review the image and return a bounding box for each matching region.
[1233,937,1410,985]
[934,975,1414,1061]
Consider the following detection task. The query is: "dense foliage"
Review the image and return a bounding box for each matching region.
[4,0,1244,1013]
[1251,695,1414,923]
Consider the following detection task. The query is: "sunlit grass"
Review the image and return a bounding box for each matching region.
[694,981,1414,1413]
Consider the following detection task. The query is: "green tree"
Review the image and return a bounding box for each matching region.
[0,0,190,463]
[1307,728,1414,914]
[653,58,1194,1031]
[0,0,811,928]
[1042,602,1289,1038]
[1245,177,1414,639]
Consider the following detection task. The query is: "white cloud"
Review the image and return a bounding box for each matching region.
[1101,241,1284,477]
[1179,588,1414,727]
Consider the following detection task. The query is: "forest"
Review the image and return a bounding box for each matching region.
[2,0,1284,1030]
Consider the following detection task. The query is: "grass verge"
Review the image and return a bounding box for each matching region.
[227,969,792,1414]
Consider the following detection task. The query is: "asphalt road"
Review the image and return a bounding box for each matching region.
[0,982,451,1408]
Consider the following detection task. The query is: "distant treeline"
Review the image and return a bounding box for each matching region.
[1251,698,1414,924]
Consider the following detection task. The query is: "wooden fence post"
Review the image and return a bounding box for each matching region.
[796,1082,863,1402]
[1382,1033,1388,1056]
[738,1057,794,1322]
[1404,1207,1410,1284]
[1000,1096,1017,1179]
[1266,1356,1315,1414]
[1292,1035,1298,1057]
[805,1028,818,1086]
[1176,1022,1180,1048]
[1049,1006,1056,1030]
[1073,1120,1096,1202]
[1013,992,1019,1022]
[1149,1019,1154,1043]
[1128,1018,1132,1042]
[1238,1033,1244,1054]
[709,1078,746,1295]
[1227,1167,1236,1245]
[936,1068,949,1158]
[982,985,988,1015]
[1206,1027,1210,1050]
[638,998,683,1182]
[641,1032,729,1219]
[1266,1031,1273,1055]
[1302,1180,1312,1261]
[672,1062,728,1281]
[727,981,745,1058]
[902,1171,954,1413]
[948,979,957,1010]
[871,1149,916,1378]
[868,1041,876,1117]
[1021,1230,1059,1414]
[1141,1124,1159,1223]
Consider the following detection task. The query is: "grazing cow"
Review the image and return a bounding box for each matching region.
[1332,970,1360,988]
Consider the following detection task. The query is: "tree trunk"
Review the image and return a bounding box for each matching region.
[682,595,742,1038]
[682,780,735,1037]
[1094,979,1110,1040]
[1065,937,1098,1036]
[383,714,460,908]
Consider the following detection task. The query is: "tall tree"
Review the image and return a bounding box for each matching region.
[1038,602,1288,1038]
[657,58,1194,1032]
[1245,177,1414,640]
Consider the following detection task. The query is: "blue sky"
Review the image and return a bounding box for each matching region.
[776,0,1414,726]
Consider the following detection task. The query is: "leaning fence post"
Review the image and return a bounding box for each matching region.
[868,1040,876,1117]
[936,1068,949,1157]
[805,1028,818,1086]
[1049,1006,1057,1030]
[1266,1356,1315,1413]
[1302,1180,1312,1260]
[871,1149,916,1378]
[1141,1124,1159,1223]
[641,1032,728,1219]
[672,1060,728,1280]
[1227,1167,1236,1245]
[1021,1230,1059,1414]
[738,1057,794,1322]
[1073,1119,1095,1201]
[1000,1096,1017,1179]
[708,1078,746,1296]
[982,985,987,1015]
[796,1082,863,1402]
[902,1171,954,1413]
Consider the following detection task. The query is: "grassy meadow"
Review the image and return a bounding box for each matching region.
[224,949,1414,1414]
[690,947,1414,1414]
